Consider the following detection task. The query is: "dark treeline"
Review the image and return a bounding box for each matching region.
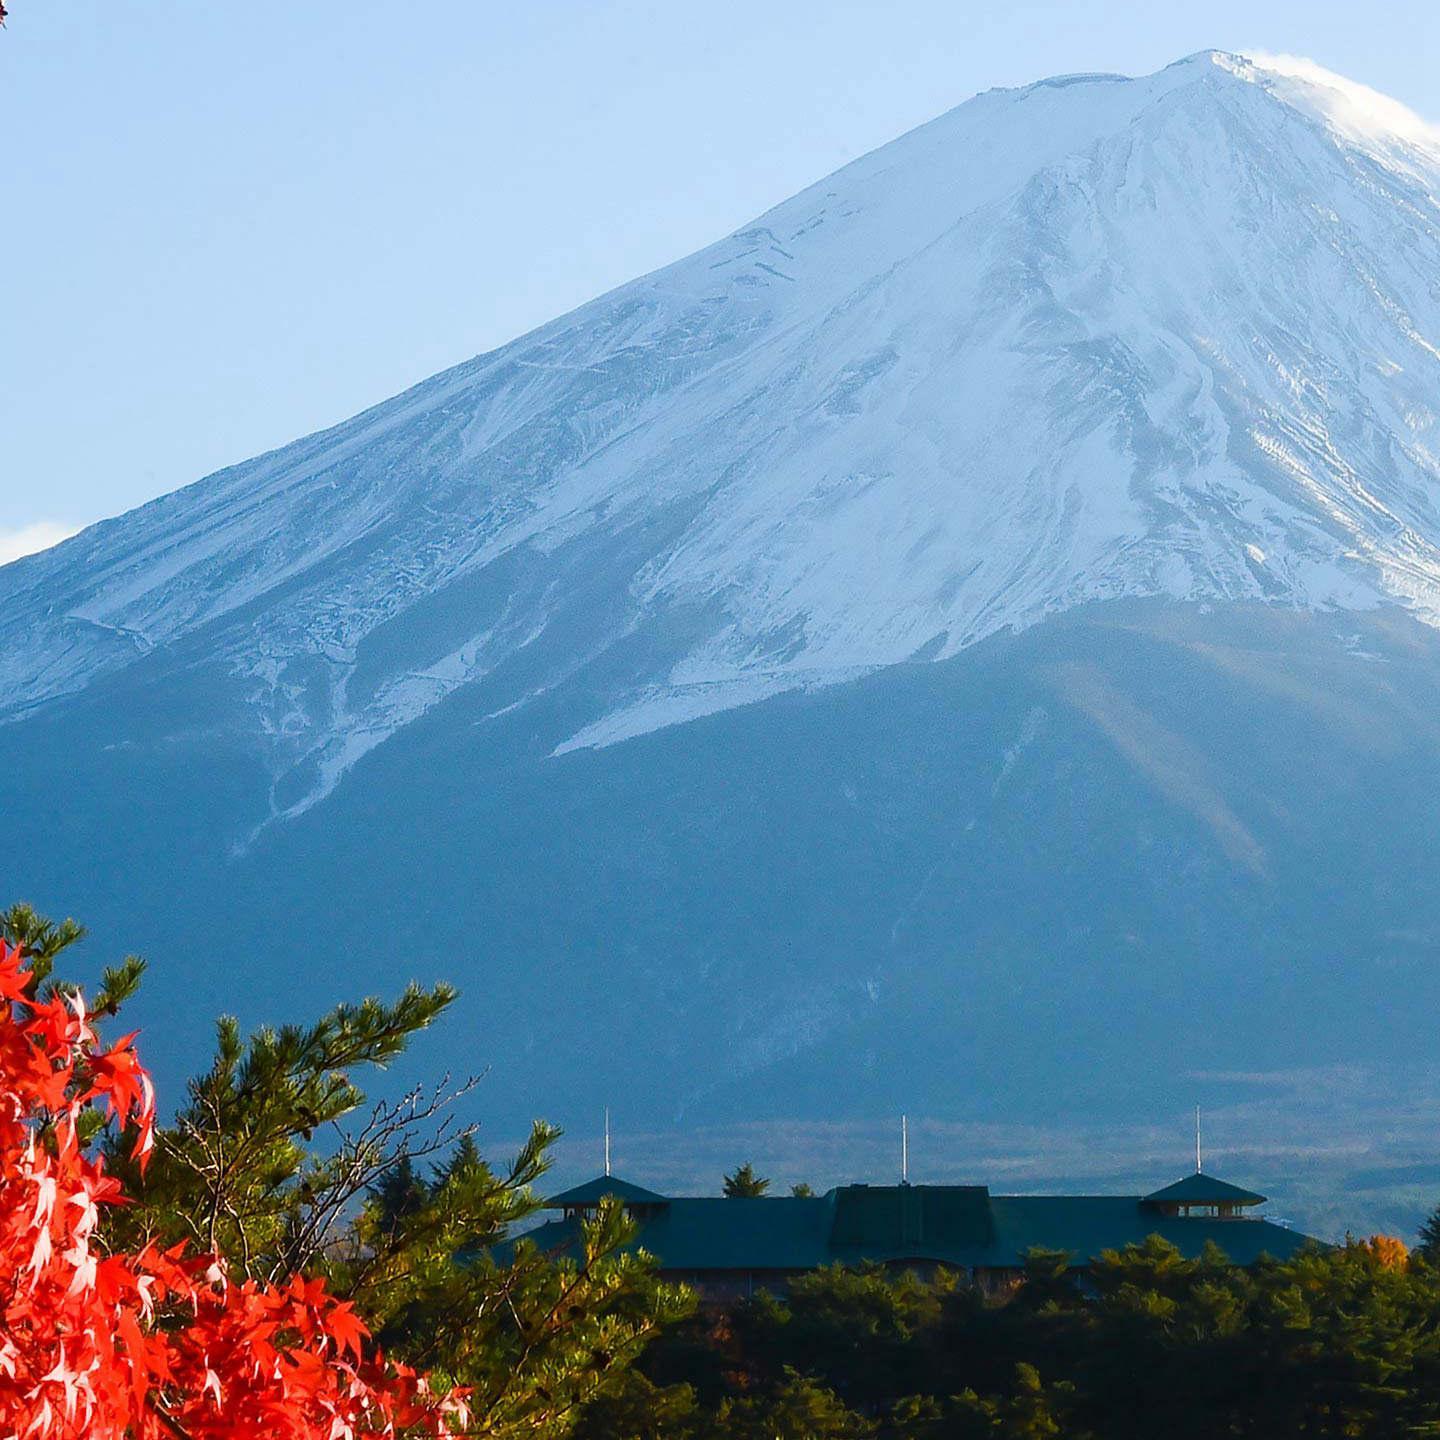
[574,1236,1440,1438]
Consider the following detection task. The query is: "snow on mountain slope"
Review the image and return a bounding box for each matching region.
[7,51,1440,822]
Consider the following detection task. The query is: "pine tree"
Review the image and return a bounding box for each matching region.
[723,1162,770,1197]
[104,975,460,1277]
[368,1153,430,1234]
[717,1369,873,1438]
[1417,1203,1440,1261]
[433,1129,483,1187]
[21,901,691,1440]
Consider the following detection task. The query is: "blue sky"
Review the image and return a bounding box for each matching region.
[4,0,1440,557]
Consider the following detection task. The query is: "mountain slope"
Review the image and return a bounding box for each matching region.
[8,52,1440,819]
[7,53,1440,1225]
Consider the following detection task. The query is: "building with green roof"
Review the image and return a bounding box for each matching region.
[518,1169,1318,1300]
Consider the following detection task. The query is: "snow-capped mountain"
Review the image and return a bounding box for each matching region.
[9,51,1440,821]
[10,54,1440,1224]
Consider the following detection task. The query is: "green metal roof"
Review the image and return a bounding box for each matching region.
[630,1196,836,1269]
[1142,1172,1267,1207]
[513,1197,832,1271]
[545,1174,669,1208]
[829,1184,994,1254]
[987,1196,1301,1267]
[510,1180,1316,1274]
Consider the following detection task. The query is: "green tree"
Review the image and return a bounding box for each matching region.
[16,902,692,1440]
[1416,1203,1440,1262]
[105,977,461,1277]
[367,1184,692,1436]
[723,1162,770,1197]
[569,1371,702,1440]
[951,1364,1080,1439]
[434,1129,483,1186]
[994,1362,1076,1439]
[1,900,144,1018]
[716,1369,873,1438]
[731,1262,951,1409]
[368,1152,432,1236]
[1015,1247,1082,1311]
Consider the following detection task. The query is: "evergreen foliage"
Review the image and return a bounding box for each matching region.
[722,1162,770,1197]
[20,903,690,1440]
[575,1236,1440,1438]
[1416,1203,1440,1261]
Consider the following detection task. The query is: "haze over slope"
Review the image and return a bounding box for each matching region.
[6,53,1440,1226]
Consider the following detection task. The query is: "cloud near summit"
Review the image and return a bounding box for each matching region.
[1244,50,1440,147]
[0,523,79,567]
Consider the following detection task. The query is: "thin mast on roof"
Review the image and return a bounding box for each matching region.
[1195,1104,1202,1174]
[604,1108,611,1178]
[901,1114,909,1185]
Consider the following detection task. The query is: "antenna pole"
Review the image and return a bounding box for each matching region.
[1195,1104,1202,1174]
[901,1114,909,1185]
[604,1107,611,1178]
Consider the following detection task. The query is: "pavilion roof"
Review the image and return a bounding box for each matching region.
[545,1174,669,1208]
[1142,1172,1266,1207]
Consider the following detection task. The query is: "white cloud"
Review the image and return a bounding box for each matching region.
[0,522,80,566]
[1244,52,1440,151]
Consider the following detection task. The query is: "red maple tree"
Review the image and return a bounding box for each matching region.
[0,936,462,1439]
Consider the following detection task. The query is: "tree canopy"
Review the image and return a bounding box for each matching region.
[575,1236,1440,1438]
[722,1163,770,1198]
[2,902,689,1439]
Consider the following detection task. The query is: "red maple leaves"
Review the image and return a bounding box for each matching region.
[0,937,461,1439]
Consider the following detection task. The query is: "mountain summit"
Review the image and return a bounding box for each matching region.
[7,56,1440,1218]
